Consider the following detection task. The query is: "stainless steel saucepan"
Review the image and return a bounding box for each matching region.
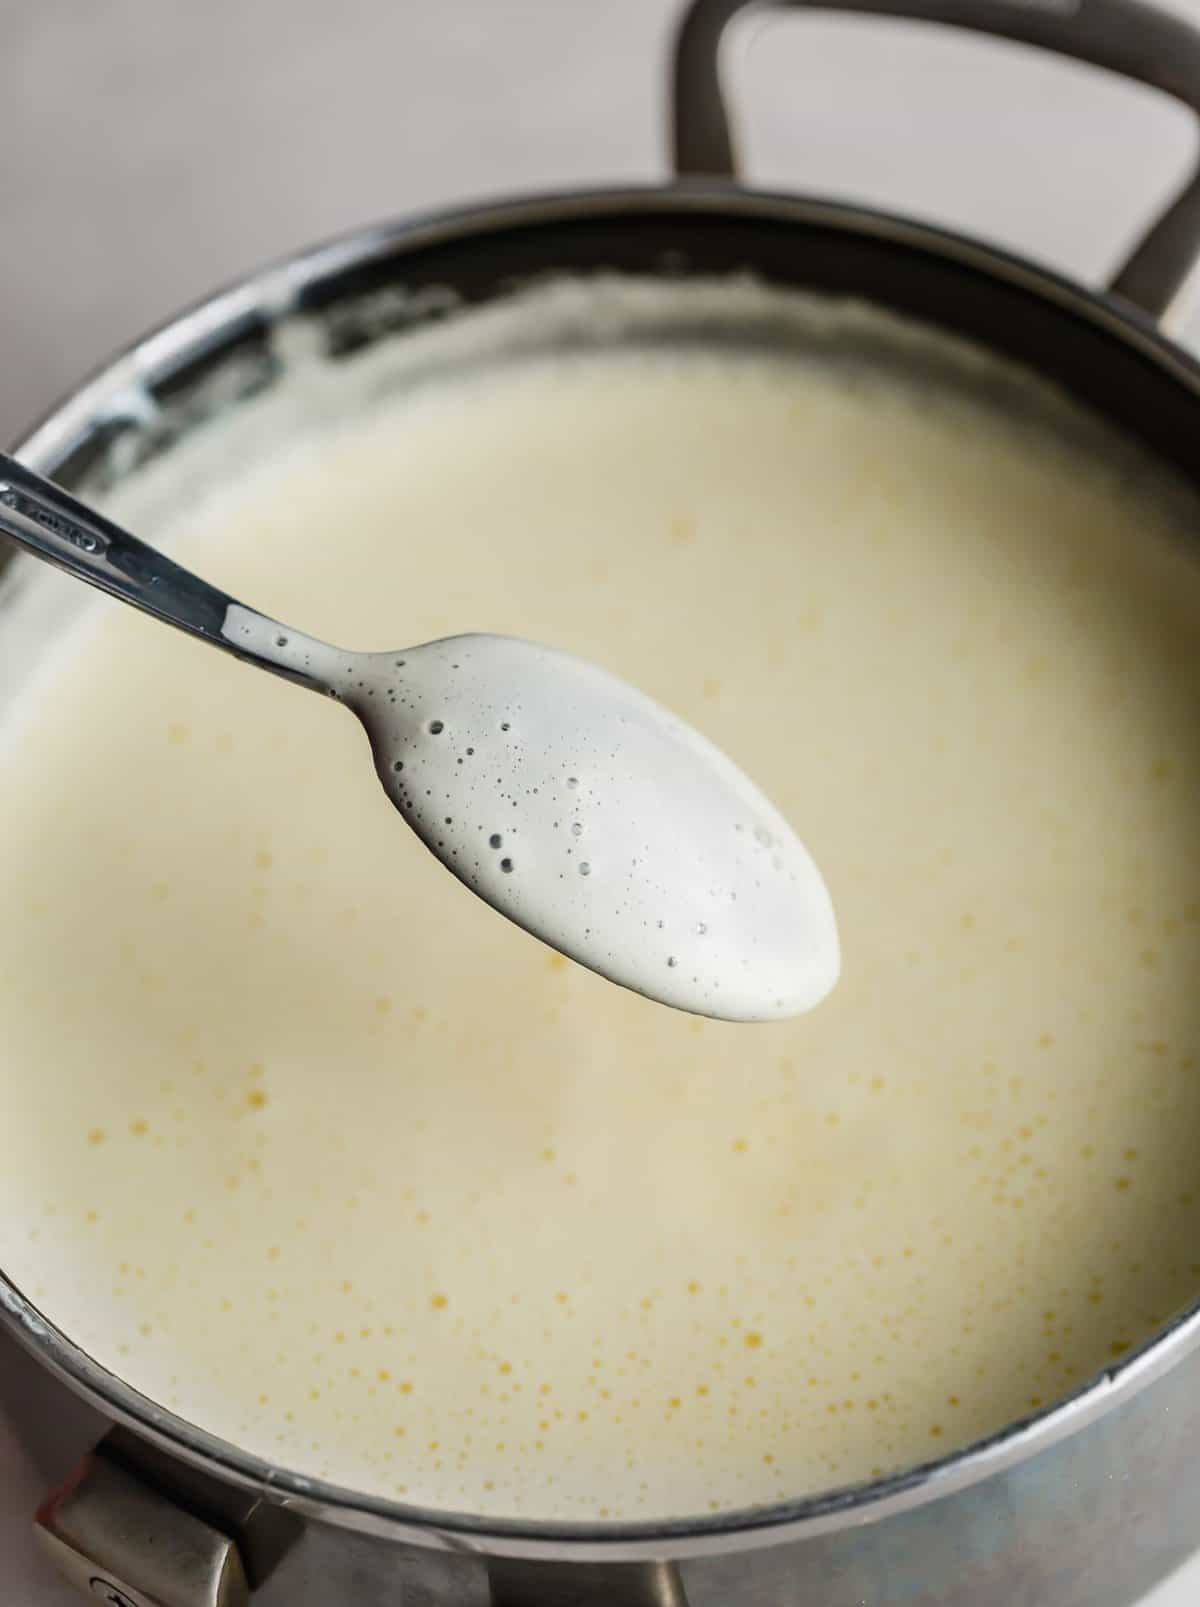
[6,2,1200,1602]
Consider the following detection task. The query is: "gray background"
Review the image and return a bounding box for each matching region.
[4,1,1200,1600]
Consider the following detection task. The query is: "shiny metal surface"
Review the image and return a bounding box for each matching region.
[33,1450,249,1607]
[0,455,326,697]
[7,0,1200,1598]
[671,0,1200,329]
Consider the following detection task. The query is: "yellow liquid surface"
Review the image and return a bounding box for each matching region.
[4,299,1200,1519]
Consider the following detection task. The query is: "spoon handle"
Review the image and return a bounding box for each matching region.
[0,453,331,696]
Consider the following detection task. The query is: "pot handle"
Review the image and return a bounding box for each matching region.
[34,1448,250,1607]
[33,1429,301,1606]
[671,0,1200,330]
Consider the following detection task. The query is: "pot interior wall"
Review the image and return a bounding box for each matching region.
[31,201,1200,504]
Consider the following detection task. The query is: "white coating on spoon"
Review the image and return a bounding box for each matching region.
[225,608,839,1020]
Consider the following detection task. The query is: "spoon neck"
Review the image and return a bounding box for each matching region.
[220,605,352,698]
[0,453,337,700]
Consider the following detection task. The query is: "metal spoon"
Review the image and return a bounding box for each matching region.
[0,452,839,1021]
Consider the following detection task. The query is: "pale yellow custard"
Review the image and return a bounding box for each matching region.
[2,283,1200,1521]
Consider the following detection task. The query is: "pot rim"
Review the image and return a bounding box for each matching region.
[5,181,1200,1561]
